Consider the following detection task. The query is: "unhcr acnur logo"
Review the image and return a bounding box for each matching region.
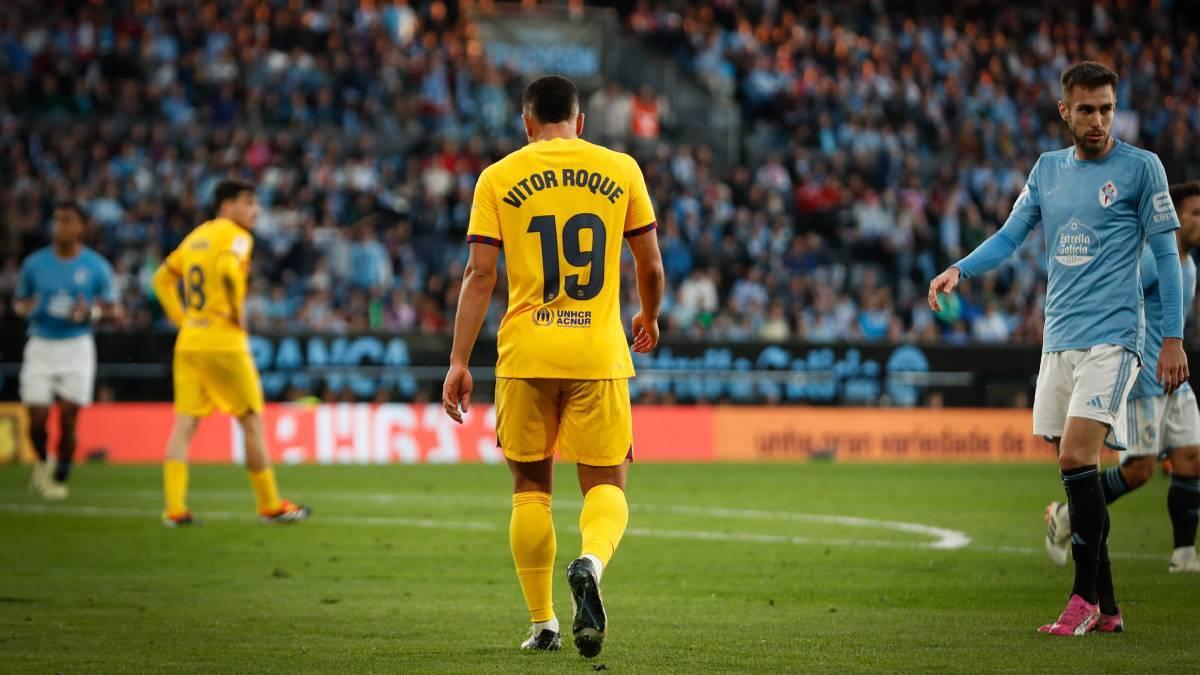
[532,306,556,327]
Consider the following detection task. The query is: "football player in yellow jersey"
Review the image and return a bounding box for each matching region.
[443,75,665,657]
[151,179,310,527]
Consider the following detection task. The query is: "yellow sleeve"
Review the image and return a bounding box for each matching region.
[218,231,253,319]
[217,253,247,318]
[152,252,186,327]
[623,155,657,236]
[466,167,502,247]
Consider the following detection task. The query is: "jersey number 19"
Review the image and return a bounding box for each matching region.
[527,213,606,304]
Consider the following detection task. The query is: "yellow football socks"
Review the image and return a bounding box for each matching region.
[579,484,629,569]
[248,467,282,514]
[510,491,557,623]
[163,460,189,516]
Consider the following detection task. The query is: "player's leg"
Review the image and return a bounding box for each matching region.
[1100,396,1161,504]
[163,351,209,525]
[1037,351,1075,566]
[1048,397,1161,566]
[163,413,200,525]
[1166,446,1200,572]
[1108,456,1155,497]
[510,457,560,650]
[1050,418,1112,628]
[575,461,629,582]
[20,337,55,497]
[49,400,81,495]
[24,405,52,496]
[1041,345,1138,636]
[1163,387,1200,572]
[497,377,562,651]
[47,334,97,495]
[559,379,633,658]
[205,351,309,523]
[236,410,308,522]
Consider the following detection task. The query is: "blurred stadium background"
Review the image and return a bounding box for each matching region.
[6,0,1200,461]
[2,0,1200,671]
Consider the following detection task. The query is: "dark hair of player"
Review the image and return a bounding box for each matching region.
[1060,61,1118,97]
[55,201,87,222]
[1169,181,1200,208]
[522,75,578,124]
[213,179,256,209]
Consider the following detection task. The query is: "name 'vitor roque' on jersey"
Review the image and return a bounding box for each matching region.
[467,137,657,380]
[498,167,628,209]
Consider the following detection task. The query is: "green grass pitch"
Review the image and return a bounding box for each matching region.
[1,463,1197,673]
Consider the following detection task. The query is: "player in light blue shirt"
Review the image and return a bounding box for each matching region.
[928,62,1189,635]
[1046,181,1200,573]
[13,203,120,500]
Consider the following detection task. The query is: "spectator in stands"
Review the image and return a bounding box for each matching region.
[2,0,1199,350]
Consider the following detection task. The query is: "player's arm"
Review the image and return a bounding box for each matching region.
[622,156,664,352]
[89,257,124,324]
[1142,156,1189,393]
[444,167,502,423]
[217,253,248,329]
[151,248,187,327]
[626,228,664,353]
[929,161,1042,311]
[444,242,499,423]
[12,259,36,318]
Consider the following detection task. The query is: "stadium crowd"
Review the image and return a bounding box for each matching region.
[2,0,1200,346]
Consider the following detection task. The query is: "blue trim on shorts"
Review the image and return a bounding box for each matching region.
[1108,351,1133,416]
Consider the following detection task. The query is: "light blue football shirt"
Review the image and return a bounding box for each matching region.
[957,139,1181,357]
[17,247,117,339]
[1130,250,1196,399]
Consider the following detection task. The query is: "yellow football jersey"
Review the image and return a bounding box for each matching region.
[468,137,657,379]
[159,218,254,352]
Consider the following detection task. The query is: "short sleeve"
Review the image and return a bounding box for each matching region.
[466,167,502,247]
[230,231,254,264]
[1140,153,1179,236]
[95,256,118,303]
[623,156,657,238]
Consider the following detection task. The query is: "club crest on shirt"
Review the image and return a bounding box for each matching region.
[1098,180,1118,208]
[74,267,89,285]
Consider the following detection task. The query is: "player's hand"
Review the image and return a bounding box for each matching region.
[927,267,962,312]
[442,363,474,424]
[1157,338,1190,395]
[70,295,91,323]
[13,294,37,318]
[631,311,659,353]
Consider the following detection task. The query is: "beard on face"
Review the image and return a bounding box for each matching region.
[1069,122,1108,154]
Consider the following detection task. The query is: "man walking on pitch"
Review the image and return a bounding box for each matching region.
[14,203,120,499]
[443,75,664,657]
[1045,181,1200,575]
[929,62,1188,635]
[152,179,310,526]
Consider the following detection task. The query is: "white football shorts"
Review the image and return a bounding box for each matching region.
[1122,386,1200,459]
[19,335,97,407]
[1033,344,1139,450]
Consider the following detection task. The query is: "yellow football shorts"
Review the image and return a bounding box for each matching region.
[173,350,264,418]
[495,378,633,466]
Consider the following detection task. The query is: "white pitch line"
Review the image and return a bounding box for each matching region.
[0,500,1169,561]
[0,502,961,553]
[638,504,971,550]
[6,488,973,550]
